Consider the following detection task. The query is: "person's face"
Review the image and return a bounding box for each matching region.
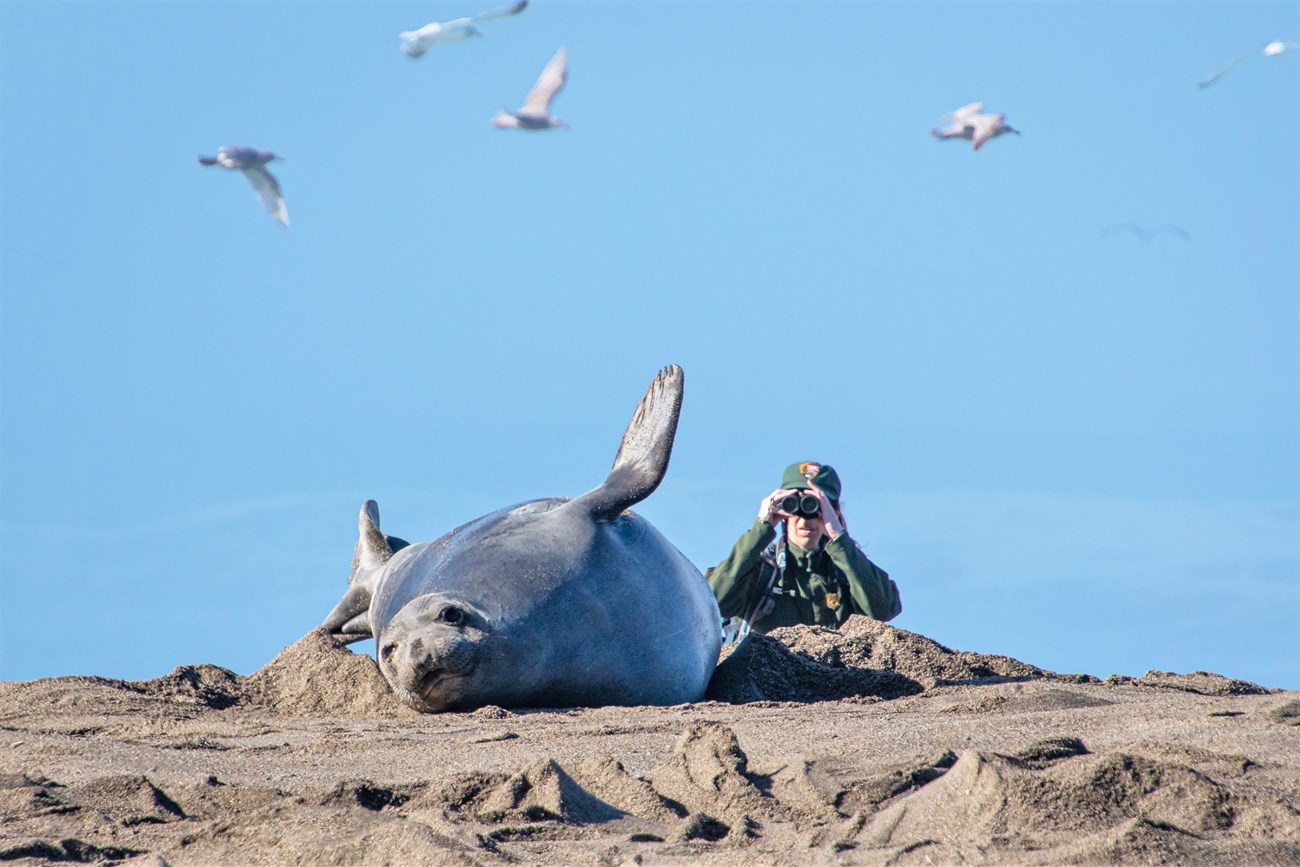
[785,508,825,551]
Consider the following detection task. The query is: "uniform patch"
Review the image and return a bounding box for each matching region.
[825,590,841,610]
[799,462,821,480]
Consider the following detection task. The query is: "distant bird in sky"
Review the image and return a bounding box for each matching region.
[197,147,288,226]
[930,102,1020,151]
[1102,224,1190,242]
[1199,39,1300,88]
[491,47,569,130]
[400,0,528,59]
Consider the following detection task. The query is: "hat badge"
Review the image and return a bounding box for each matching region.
[799,462,821,480]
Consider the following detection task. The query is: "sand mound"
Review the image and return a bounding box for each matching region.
[941,686,1115,715]
[646,722,783,828]
[399,727,790,848]
[707,630,922,703]
[319,779,416,812]
[0,773,186,864]
[780,617,1080,686]
[241,628,418,718]
[705,619,1274,709]
[432,759,631,825]
[395,722,805,846]
[131,664,243,710]
[0,629,411,727]
[568,756,686,823]
[71,775,188,826]
[1270,698,1300,726]
[707,618,1084,703]
[804,749,960,817]
[175,781,480,866]
[856,747,1236,855]
[1106,669,1274,696]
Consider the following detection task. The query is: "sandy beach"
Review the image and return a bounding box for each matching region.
[2,619,1297,865]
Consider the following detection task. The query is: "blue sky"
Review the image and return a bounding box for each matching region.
[2,1,1296,690]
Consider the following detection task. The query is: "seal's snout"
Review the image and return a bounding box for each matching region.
[379,634,445,705]
[402,637,439,682]
[381,635,435,677]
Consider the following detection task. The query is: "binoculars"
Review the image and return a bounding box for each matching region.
[778,492,822,518]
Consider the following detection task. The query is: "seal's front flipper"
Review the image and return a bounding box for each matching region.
[572,364,683,522]
[325,584,373,644]
[323,500,408,643]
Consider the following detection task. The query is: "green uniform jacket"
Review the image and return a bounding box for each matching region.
[706,520,901,631]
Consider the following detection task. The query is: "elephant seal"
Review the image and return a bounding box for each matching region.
[322,365,722,712]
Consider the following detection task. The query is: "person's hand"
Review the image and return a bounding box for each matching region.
[758,488,800,526]
[805,479,846,540]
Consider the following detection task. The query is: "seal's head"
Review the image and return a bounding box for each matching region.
[377,593,491,712]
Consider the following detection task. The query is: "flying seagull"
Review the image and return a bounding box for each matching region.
[1199,40,1300,88]
[931,102,1020,151]
[400,0,528,59]
[1102,223,1191,242]
[491,47,569,130]
[197,146,288,226]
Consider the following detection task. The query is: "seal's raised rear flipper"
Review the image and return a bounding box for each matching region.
[572,364,683,522]
[323,500,408,643]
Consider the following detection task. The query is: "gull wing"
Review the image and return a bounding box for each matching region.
[240,166,289,226]
[474,0,528,22]
[1199,47,1260,88]
[521,47,568,114]
[1152,224,1190,240]
[1102,223,1146,238]
[489,109,520,128]
[932,102,983,136]
[969,114,1002,150]
[930,125,967,140]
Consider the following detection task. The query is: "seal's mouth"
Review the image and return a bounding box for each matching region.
[398,668,472,713]
[413,663,475,702]
[418,668,453,693]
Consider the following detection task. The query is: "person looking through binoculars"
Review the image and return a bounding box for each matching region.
[706,462,901,643]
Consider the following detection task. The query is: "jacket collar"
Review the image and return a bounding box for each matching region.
[786,538,827,570]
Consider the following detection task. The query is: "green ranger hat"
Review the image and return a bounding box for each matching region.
[780,461,841,503]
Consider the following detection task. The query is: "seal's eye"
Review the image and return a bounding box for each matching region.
[438,606,464,626]
[380,642,397,662]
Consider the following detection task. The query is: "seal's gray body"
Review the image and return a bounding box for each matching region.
[371,498,719,709]
[323,365,722,712]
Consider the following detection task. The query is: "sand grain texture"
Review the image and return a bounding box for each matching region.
[2,622,1297,865]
